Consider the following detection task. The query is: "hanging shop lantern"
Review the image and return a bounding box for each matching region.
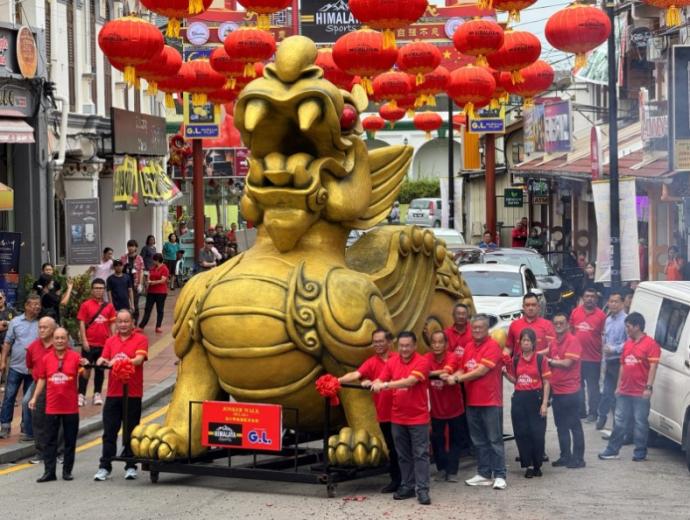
[396,42,442,85]
[413,111,443,139]
[415,65,449,107]
[333,29,398,94]
[224,27,276,78]
[187,59,226,106]
[139,0,213,37]
[545,4,611,67]
[398,89,418,117]
[138,45,183,95]
[372,71,413,109]
[486,30,541,83]
[447,65,496,117]
[210,47,247,89]
[508,59,554,105]
[98,16,164,86]
[316,48,357,90]
[453,19,504,67]
[157,63,196,108]
[379,102,406,128]
[362,114,386,137]
[348,0,429,49]
[208,88,240,105]
[641,0,690,26]
[491,0,537,23]
[236,0,292,30]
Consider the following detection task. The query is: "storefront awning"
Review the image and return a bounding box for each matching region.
[0,119,34,144]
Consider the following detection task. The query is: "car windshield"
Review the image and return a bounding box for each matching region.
[486,253,555,276]
[435,231,465,247]
[462,271,524,297]
[410,200,429,209]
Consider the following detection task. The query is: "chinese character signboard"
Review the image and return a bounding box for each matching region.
[201,401,283,451]
[113,155,139,210]
[544,101,571,154]
[0,231,20,307]
[111,108,167,156]
[65,198,101,265]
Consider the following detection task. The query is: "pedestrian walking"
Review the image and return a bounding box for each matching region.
[426,331,464,483]
[141,235,157,277]
[90,248,114,283]
[107,260,134,312]
[504,328,551,478]
[338,329,401,493]
[597,290,627,430]
[507,293,556,355]
[372,331,432,505]
[570,287,606,421]
[77,279,116,407]
[138,253,169,334]
[599,312,660,462]
[29,327,84,482]
[121,240,145,323]
[94,309,149,482]
[547,312,586,469]
[162,233,180,290]
[0,294,40,439]
[444,314,506,490]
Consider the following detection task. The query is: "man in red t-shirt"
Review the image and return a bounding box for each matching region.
[426,330,464,483]
[29,327,84,482]
[25,316,57,464]
[94,309,148,482]
[569,287,606,422]
[338,328,400,493]
[443,314,506,490]
[77,278,116,407]
[372,331,431,505]
[507,293,556,355]
[599,312,661,462]
[546,312,585,469]
[511,217,528,247]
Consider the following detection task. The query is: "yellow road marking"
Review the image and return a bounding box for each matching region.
[0,405,169,476]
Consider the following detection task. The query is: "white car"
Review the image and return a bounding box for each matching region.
[460,263,543,332]
[430,227,465,251]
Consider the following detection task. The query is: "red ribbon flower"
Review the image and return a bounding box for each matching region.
[315,374,341,407]
[112,358,136,383]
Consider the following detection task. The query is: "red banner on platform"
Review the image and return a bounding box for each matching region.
[201,401,283,451]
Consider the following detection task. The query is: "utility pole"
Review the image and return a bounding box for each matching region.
[485,134,497,238]
[192,139,205,259]
[607,1,621,287]
[448,97,455,228]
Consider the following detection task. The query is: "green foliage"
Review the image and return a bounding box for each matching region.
[398,179,441,204]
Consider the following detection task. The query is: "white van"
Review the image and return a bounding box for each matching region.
[630,281,690,471]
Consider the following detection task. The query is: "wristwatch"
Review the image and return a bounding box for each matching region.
[645,385,653,391]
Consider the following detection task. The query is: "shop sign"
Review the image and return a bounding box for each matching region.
[0,28,18,76]
[468,106,505,134]
[113,155,139,210]
[0,231,20,307]
[187,22,210,46]
[670,46,690,171]
[300,0,361,43]
[183,93,221,139]
[504,188,523,208]
[529,178,549,205]
[111,108,167,156]
[16,27,37,79]
[544,100,571,154]
[65,198,101,265]
[201,401,283,451]
[524,104,545,155]
[0,83,32,118]
[138,158,182,206]
[639,87,668,142]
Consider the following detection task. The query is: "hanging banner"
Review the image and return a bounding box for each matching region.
[592,178,640,282]
[544,101,572,154]
[138,158,182,206]
[65,198,101,266]
[524,104,545,155]
[113,155,139,210]
[590,126,604,180]
[0,231,20,307]
[201,401,283,451]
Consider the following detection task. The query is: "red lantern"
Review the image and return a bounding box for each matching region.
[416,65,449,107]
[491,0,537,23]
[453,19,504,67]
[379,102,406,128]
[413,111,443,139]
[208,88,240,105]
[447,65,496,117]
[333,29,399,94]
[452,113,466,129]
[362,114,386,137]
[486,30,541,84]
[545,5,611,68]
[139,0,213,37]
[489,68,513,108]
[187,59,226,106]
[508,60,554,105]
[316,49,357,90]
[397,90,418,117]
[236,0,292,30]
[210,47,247,89]
[641,0,690,26]
[349,0,429,49]
[373,71,412,108]
[98,16,164,86]
[397,42,442,85]
[234,62,266,91]
[224,27,276,78]
[158,63,196,108]
[138,45,182,95]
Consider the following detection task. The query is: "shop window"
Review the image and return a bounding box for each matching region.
[654,298,690,353]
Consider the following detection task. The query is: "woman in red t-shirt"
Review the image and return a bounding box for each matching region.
[504,328,552,478]
[138,253,169,333]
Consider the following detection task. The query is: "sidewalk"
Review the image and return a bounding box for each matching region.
[0,291,182,464]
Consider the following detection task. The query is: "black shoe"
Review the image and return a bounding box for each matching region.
[596,417,607,430]
[380,481,399,493]
[515,455,521,462]
[62,473,73,481]
[551,458,570,467]
[533,468,543,477]
[393,487,416,500]
[417,491,431,505]
[567,459,586,469]
[524,468,534,478]
[36,473,57,483]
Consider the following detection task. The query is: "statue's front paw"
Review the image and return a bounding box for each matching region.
[327,427,384,467]
[131,424,184,461]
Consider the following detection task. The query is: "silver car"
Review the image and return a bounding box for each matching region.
[405,198,442,228]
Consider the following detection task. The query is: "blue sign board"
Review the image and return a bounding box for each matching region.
[468,117,504,134]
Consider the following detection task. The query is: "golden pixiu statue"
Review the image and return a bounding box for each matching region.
[131,36,472,465]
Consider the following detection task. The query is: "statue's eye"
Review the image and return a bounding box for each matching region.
[340,104,357,131]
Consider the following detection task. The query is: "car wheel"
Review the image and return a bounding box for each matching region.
[684,422,690,472]
[433,220,441,228]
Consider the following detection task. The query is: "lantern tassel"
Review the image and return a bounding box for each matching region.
[523,97,534,107]
[146,81,158,96]
[667,6,681,26]
[388,121,396,129]
[225,78,237,90]
[188,0,204,15]
[165,93,174,109]
[511,70,524,84]
[256,13,271,31]
[382,29,397,50]
[407,109,415,118]
[416,73,424,86]
[243,63,257,78]
[464,103,475,119]
[389,100,398,109]
[415,95,424,108]
[508,9,521,23]
[427,95,436,107]
[124,65,137,87]
[475,55,488,67]
[191,93,207,107]
[574,53,588,69]
[425,131,432,140]
[166,18,181,38]
[360,77,374,95]
[490,98,500,110]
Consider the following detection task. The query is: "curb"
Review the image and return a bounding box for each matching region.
[0,374,177,465]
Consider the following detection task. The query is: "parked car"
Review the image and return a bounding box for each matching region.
[459,263,544,333]
[430,227,465,253]
[629,281,690,471]
[405,198,442,228]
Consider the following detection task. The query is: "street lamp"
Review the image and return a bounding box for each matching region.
[607,0,622,287]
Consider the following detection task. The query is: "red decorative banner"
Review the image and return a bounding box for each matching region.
[201,401,283,451]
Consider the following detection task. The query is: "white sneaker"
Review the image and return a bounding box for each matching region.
[465,474,493,486]
[93,393,103,406]
[78,394,86,407]
[124,468,138,480]
[94,468,110,481]
[493,477,507,490]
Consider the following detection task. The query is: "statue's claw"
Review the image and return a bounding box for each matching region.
[327,427,385,467]
[131,424,184,461]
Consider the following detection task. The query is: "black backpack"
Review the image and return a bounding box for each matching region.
[512,353,544,382]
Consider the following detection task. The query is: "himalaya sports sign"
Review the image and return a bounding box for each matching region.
[300,0,361,42]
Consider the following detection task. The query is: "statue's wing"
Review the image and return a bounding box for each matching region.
[345,145,412,230]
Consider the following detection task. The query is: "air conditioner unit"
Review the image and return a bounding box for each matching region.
[646,36,668,62]
[81,102,95,115]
